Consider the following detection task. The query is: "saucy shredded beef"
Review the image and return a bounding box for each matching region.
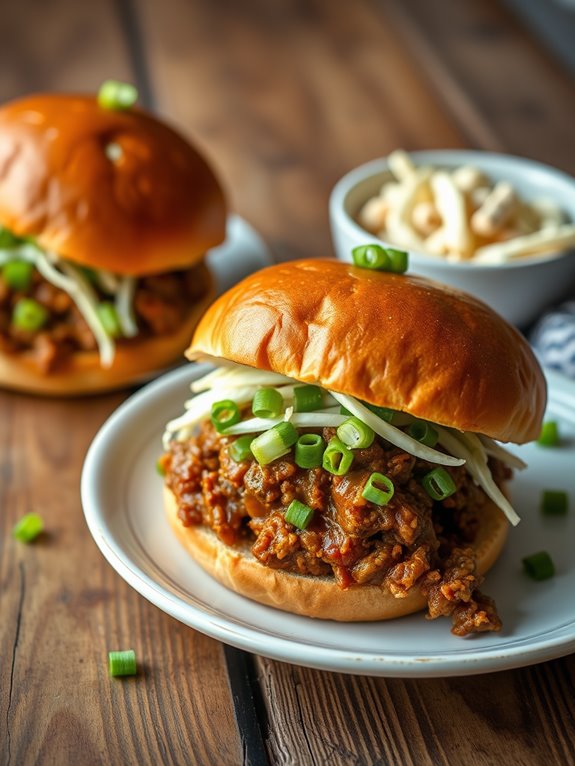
[166,419,511,635]
[0,262,210,371]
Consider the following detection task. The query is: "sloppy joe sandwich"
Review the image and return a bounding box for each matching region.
[160,258,546,635]
[0,82,225,394]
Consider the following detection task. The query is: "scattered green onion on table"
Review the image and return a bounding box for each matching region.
[108,649,137,677]
[12,513,44,543]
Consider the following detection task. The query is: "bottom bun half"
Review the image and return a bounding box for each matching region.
[164,485,510,622]
[0,267,215,396]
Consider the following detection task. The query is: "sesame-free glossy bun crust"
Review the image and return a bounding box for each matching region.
[0,94,226,275]
[164,485,509,621]
[0,265,215,396]
[187,259,546,443]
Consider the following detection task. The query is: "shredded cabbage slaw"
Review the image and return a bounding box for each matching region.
[163,361,526,525]
[0,241,139,367]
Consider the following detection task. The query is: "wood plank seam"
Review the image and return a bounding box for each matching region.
[4,561,25,766]
[224,646,270,766]
[113,0,156,109]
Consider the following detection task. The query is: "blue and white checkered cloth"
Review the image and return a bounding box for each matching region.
[530,301,575,380]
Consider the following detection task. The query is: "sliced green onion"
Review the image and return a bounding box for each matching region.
[252,387,283,418]
[322,437,354,475]
[3,260,34,291]
[352,244,391,270]
[522,551,555,581]
[230,435,254,462]
[0,226,22,248]
[408,421,438,448]
[211,400,241,433]
[541,490,568,516]
[339,405,352,416]
[293,385,323,412]
[387,248,409,274]
[537,421,559,447]
[333,391,463,468]
[155,458,166,477]
[351,244,408,273]
[98,80,138,111]
[285,499,314,530]
[12,298,48,332]
[108,649,137,677]
[337,416,375,449]
[12,512,44,543]
[362,472,395,506]
[422,467,456,501]
[364,402,397,423]
[97,302,122,338]
[81,267,98,284]
[251,422,298,465]
[295,433,325,468]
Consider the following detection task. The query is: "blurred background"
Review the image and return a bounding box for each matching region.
[2,0,574,265]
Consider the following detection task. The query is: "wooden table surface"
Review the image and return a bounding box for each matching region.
[1,1,574,764]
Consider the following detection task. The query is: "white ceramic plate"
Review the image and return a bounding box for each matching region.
[82,365,575,677]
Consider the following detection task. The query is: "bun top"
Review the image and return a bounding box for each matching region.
[187,259,547,443]
[0,94,226,275]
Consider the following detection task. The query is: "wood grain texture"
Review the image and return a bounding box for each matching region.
[0,1,243,764]
[137,1,575,762]
[0,390,243,766]
[383,0,575,173]
[138,0,466,262]
[256,656,575,765]
[0,0,131,97]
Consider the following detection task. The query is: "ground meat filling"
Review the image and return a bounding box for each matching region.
[0,262,210,372]
[166,419,511,635]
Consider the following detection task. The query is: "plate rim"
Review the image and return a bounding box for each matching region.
[81,363,575,678]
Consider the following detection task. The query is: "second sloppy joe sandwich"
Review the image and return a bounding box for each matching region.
[0,84,225,394]
[160,258,546,635]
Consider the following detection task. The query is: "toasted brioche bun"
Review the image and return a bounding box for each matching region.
[187,259,546,444]
[0,94,226,275]
[165,485,509,621]
[1,264,215,396]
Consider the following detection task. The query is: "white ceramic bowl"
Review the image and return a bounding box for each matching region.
[329,150,575,326]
